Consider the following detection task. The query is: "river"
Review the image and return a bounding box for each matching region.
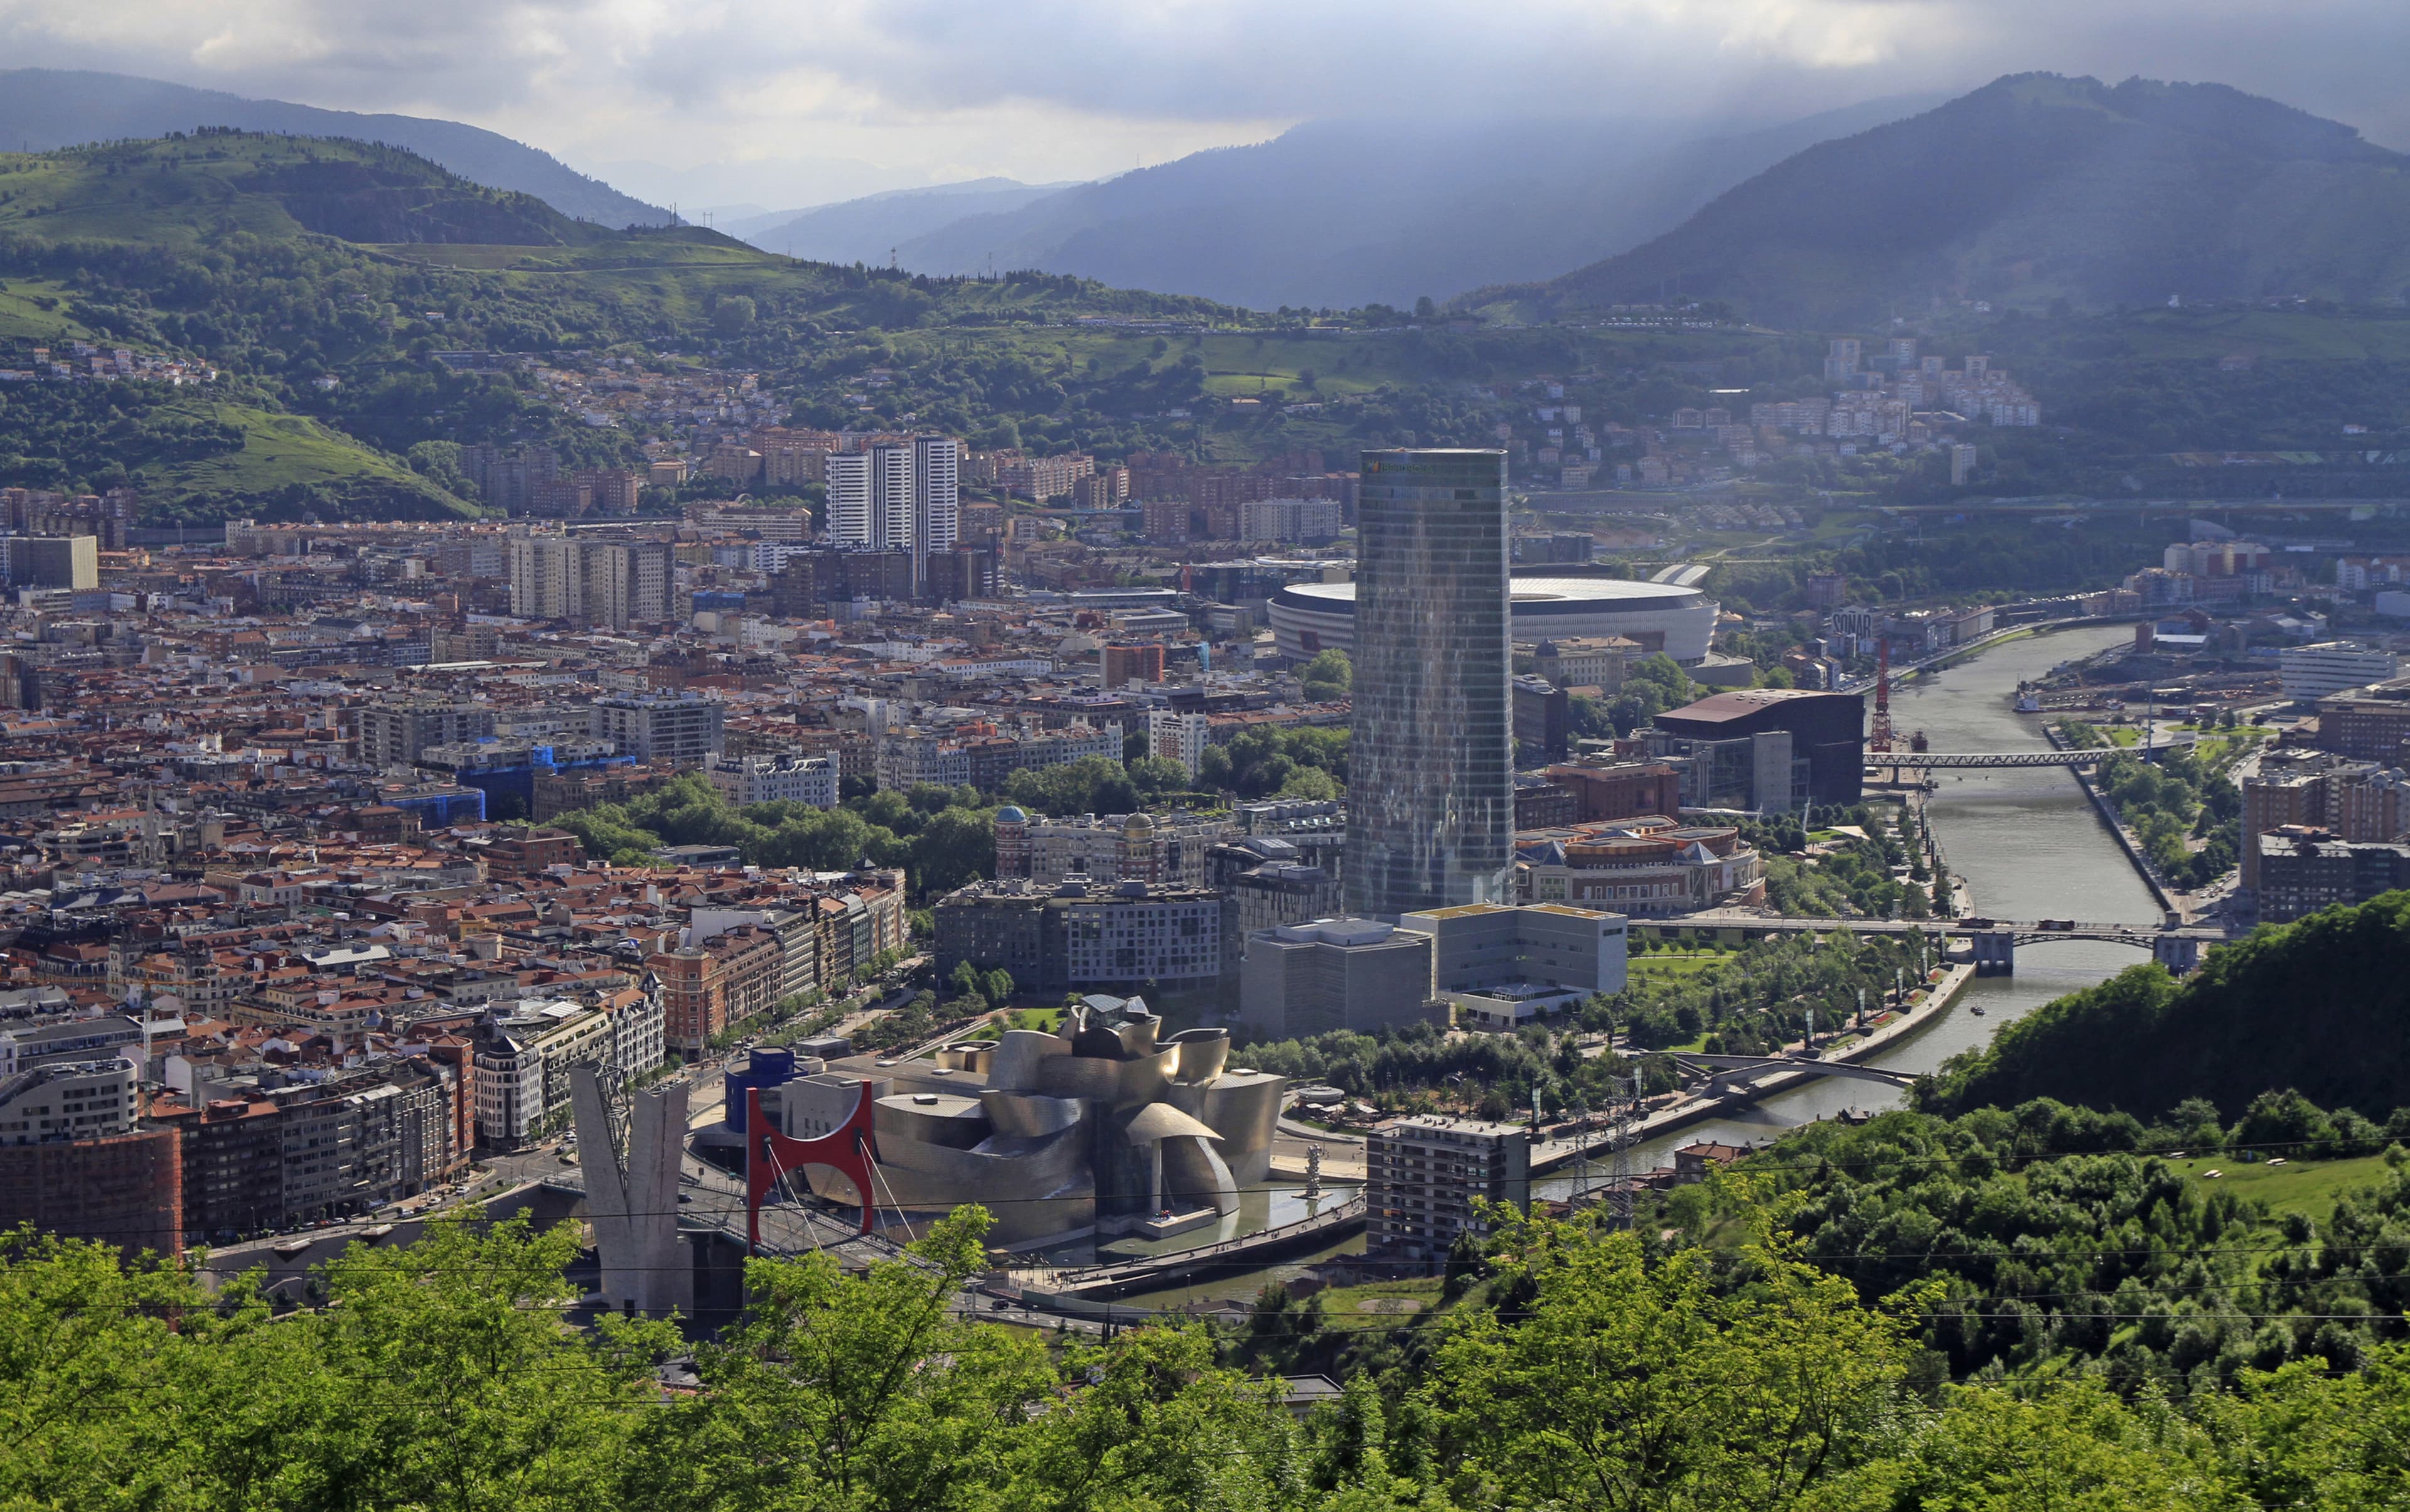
[1563,623,2163,1179]
[1121,625,2166,1305]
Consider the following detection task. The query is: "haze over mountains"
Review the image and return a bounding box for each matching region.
[1496,73,2410,326]
[0,69,667,230]
[744,179,1080,265]
[731,97,1946,310]
[9,67,2408,323]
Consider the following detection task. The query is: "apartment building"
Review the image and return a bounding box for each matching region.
[1147,708,1213,779]
[650,925,785,1053]
[993,807,1227,887]
[706,753,838,809]
[1366,1115,1530,1259]
[934,878,1222,992]
[358,699,496,769]
[873,720,1120,791]
[0,1104,182,1259]
[473,994,665,1145]
[592,694,725,765]
[2241,749,2410,889]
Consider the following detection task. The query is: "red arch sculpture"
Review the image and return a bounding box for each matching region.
[743,1080,881,1250]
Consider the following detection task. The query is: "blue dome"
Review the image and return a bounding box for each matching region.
[995,805,1028,823]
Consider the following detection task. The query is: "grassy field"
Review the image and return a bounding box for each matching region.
[0,278,96,345]
[2169,1152,2395,1225]
[1630,953,1725,980]
[997,1007,1065,1033]
[1314,1277,1448,1332]
[144,402,476,518]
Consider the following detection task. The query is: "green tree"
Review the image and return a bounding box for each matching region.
[289,1215,678,1511]
[626,1205,1052,1511]
[909,805,996,899]
[1301,647,1353,702]
[712,294,757,335]
[1427,1200,1910,1508]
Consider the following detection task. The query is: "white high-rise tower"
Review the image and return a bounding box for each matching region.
[870,442,913,551]
[825,452,872,546]
[912,434,959,594]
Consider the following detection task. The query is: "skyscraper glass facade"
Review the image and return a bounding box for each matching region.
[1344,449,1514,918]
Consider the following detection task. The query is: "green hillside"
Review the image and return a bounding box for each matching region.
[1917,891,2410,1122]
[0,131,608,249]
[0,131,1238,522]
[0,379,473,521]
[1477,73,2410,326]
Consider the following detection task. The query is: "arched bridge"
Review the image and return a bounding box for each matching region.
[1961,921,2217,975]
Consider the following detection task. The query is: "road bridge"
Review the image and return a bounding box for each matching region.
[1669,1053,1919,1096]
[1875,749,2111,769]
[1643,913,2225,976]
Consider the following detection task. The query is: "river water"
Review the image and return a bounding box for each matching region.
[1117,625,2165,1304]
[1558,623,2163,1181]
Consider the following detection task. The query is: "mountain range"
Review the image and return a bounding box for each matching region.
[726,97,1946,310]
[742,178,1080,265]
[0,68,667,229]
[6,67,2407,326]
[1491,73,2410,325]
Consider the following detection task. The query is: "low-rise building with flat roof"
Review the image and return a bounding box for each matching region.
[1240,918,1442,1039]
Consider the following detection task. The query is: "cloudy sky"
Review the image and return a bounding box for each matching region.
[1,0,2401,210]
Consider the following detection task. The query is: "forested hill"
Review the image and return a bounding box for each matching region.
[1475,73,2410,326]
[1917,891,2410,1121]
[0,131,622,249]
[0,132,1228,522]
[0,68,667,229]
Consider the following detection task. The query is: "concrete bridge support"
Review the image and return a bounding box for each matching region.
[1972,931,2016,975]
[570,1068,694,1319]
[2152,933,2202,973]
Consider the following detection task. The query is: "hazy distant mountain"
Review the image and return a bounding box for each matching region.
[1501,74,2410,324]
[0,68,667,228]
[741,179,1079,264]
[834,97,1942,309]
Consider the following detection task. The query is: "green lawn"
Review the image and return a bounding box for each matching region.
[1313,1277,1447,1332]
[1631,953,1724,980]
[998,1007,1064,1034]
[2169,1152,2395,1225]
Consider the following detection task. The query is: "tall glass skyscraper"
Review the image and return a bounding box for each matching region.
[1343,449,1514,918]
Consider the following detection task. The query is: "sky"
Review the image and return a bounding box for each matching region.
[0,0,2402,212]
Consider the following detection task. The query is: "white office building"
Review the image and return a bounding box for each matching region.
[1398,901,1628,1027]
[2281,642,2401,703]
